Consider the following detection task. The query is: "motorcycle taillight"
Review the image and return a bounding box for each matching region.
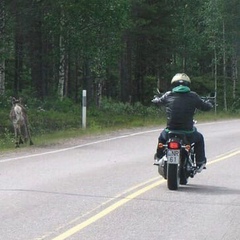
[168,141,180,149]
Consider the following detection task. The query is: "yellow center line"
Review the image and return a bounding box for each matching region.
[37,177,160,240]
[51,149,240,240]
[208,149,240,165]
[52,179,166,240]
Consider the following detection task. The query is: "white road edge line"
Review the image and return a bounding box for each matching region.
[0,120,237,163]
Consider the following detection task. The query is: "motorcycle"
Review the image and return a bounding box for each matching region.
[154,130,200,190]
[152,89,215,190]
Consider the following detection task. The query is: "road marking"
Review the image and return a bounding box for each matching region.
[50,148,240,240]
[36,177,159,240]
[0,129,161,163]
[51,179,166,240]
[208,149,240,165]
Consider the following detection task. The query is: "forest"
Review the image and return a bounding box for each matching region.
[0,0,240,111]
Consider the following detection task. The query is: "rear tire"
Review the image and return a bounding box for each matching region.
[167,164,179,190]
[179,166,188,185]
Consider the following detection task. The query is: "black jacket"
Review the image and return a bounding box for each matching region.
[158,86,212,131]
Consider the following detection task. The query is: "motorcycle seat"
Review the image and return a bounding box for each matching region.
[167,131,190,144]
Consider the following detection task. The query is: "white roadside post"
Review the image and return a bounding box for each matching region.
[82,90,87,129]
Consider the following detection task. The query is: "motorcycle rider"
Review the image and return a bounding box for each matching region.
[152,73,213,172]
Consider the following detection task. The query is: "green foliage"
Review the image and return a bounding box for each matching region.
[230,98,240,113]
[0,128,14,149]
[87,98,166,131]
[1,0,240,111]
[191,75,215,95]
[0,97,164,147]
[97,97,158,116]
[29,110,80,134]
[0,95,239,150]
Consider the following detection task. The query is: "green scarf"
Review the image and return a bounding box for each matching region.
[172,85,190,93]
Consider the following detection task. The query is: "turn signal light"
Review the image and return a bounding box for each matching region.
[168,142,180,149]
[158,143,164,148]
[185,145,191,151]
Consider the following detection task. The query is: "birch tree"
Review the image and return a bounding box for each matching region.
[57,6,66,100]
[202,0,223,110]
[203,0,240,110]
[0,0,5,95]
[226,0,240,100]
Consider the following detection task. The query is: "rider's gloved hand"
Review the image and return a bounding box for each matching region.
[205,99,214,107]
[151,96,161,103]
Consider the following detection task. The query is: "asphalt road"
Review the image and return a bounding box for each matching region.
[1,120,240,240]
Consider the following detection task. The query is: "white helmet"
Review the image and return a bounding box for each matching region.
[171,73,191,86]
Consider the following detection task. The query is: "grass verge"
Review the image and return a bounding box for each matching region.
[0,100,239,152]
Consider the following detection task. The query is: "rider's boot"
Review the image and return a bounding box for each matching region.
[196,163,206,173]
[153,150,165,165]
[153,153,160,165]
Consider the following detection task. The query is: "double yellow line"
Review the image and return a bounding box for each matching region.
[51,149,240,240]
[52,178,165,240]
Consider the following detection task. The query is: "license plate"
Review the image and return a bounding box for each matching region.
[167,150,180,164]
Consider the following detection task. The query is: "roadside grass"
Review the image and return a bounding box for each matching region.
[0,98,239,152]
[31,111,239,147]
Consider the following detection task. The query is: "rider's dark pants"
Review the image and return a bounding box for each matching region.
[156,128,206,164]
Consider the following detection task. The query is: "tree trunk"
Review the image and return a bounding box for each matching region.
[57,6,67,101]
[29,21,43,99]
[232,52,237,100]
[58,34,65,100]
[82,59,93,102]
[29,2,44,99]
[0,0,5,95]
[120,33,131,103]
[222,20,227,111]
[13,1,24,96]
[214,43,218,115]
[135,38,144,102]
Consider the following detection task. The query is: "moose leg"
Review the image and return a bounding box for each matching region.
[18,125,24,144]
[23,121,34,145]
[28,130,34,145]
[14,127,20,148]
[26,120,34,145]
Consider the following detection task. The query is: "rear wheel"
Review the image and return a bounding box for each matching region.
[167,164,179,190]
[179,165,188,185]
